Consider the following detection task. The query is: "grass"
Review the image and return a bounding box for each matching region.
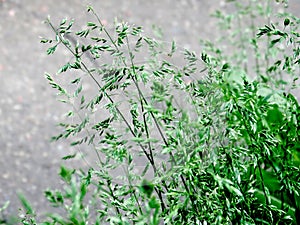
[2,1,299,224]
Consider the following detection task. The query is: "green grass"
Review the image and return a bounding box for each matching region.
[5,1,299,224]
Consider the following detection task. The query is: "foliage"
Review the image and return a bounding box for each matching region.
[13,1,300,224]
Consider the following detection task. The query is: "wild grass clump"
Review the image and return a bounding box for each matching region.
[10,1,300,224]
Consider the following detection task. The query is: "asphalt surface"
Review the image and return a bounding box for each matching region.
[0,0,299,222]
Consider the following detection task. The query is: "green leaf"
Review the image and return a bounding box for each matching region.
[141,163,150,177]
[224,183,243,197]
[74,85,83,97]
[140,179,154,198]
[131,26,143,35]
[70,140,82,146]
[221,63,230,72]
[284,18,290,27]
[87,22,97,27]
[44,190,64,206]
[80,95,85,105]
[76,29,90,38]
[134,37,143,51]
[87,5,93,12]
[149,196,160,209]
[254,189,296,220]
[40,38,49,43]
[81,44,92,52]
[59,165,75,184]
[58,63,70,74]
[45,73,68,96]
[270,38,282,47]
[17,192,34,214]
[60,18,67,26]
[46,45,57,55]
[92,117,112,131]
[70,61,81,69]
[266,105,283,126]
[62,153,77,160]
[71,77,81,84]
[168,40,176,57]
[0,201,9,213]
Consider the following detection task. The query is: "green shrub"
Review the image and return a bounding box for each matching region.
[16,1,300,224]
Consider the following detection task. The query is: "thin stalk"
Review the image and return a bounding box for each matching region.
[232,97,270,205]
[123,27,201,219]
[47,18,170,211]
[91,7,172,176]
[125,36,155,166]
[124,36,169,212]
[123,165,144,214]
[89,7,170,157]
[47,19,155,170]
[47,21,104,167]
[72,105,103,167]
[49,13,200,217]
[89,9,165,167]
[106,180,123,220]
[256,155,270,205]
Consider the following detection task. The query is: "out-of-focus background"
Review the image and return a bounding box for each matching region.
[0,0,299,220]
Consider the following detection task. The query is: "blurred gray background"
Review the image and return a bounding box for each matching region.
[0,0,299,220]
